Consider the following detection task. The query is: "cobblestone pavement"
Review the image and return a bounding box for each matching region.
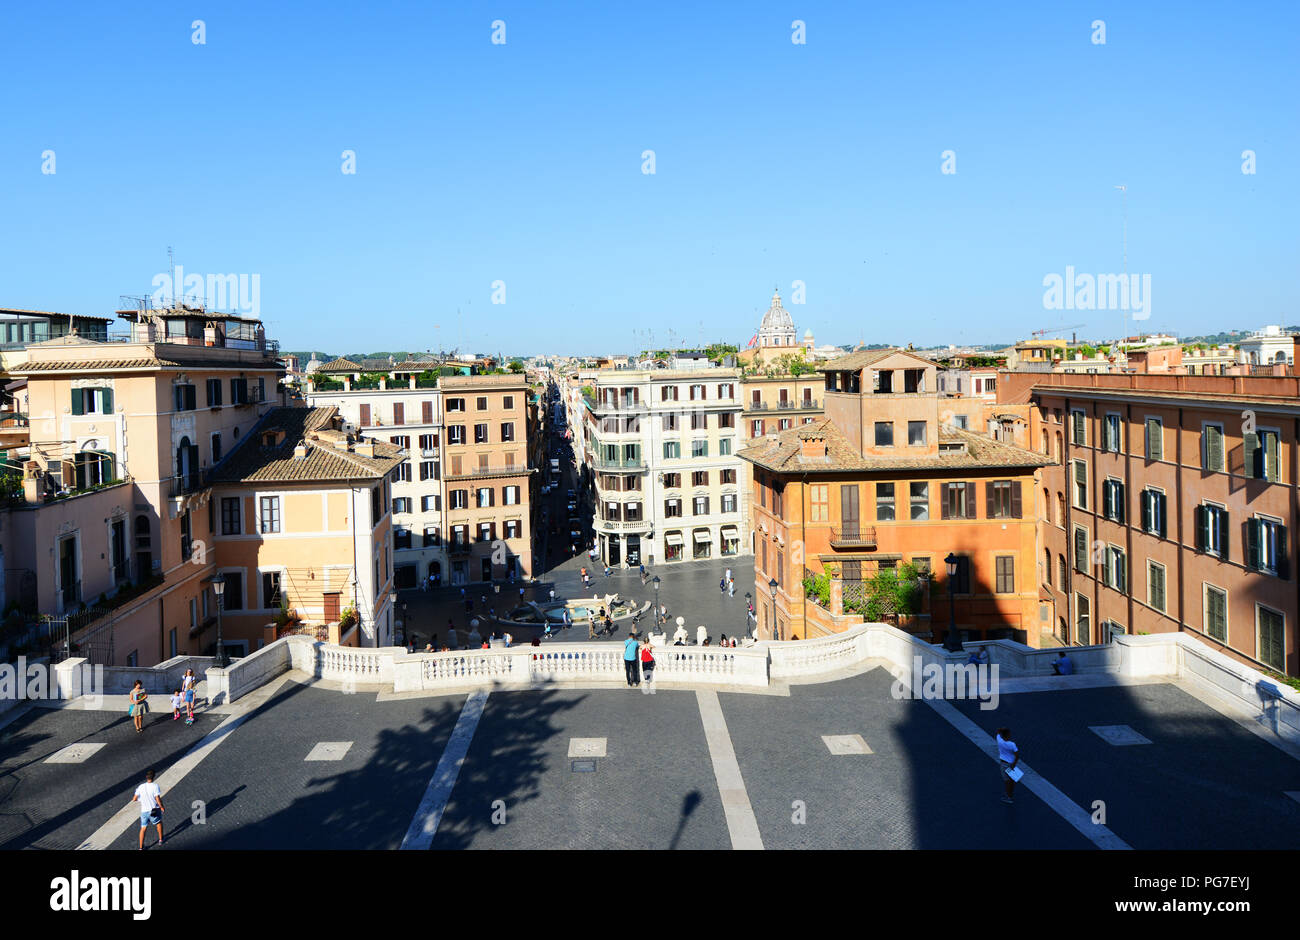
[5,661,1299,850]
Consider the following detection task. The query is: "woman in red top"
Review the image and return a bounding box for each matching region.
[639,639,655,683]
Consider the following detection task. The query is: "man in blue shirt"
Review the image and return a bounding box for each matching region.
[623,634,641,687]
[1052,651,1074,675]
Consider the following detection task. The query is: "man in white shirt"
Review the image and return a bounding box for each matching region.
[133,769,165,850]
[995,727,1019,804]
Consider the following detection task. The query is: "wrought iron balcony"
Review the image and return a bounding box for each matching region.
[829,526,876,549]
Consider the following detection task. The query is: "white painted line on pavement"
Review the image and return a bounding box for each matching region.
[925,697,1131,850]
[400,690,488,850]
[696,689,763,850]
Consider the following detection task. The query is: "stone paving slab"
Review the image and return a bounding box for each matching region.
[430,687,731,849]
[952,682,1300,850]
[719,667,1096,849]
[0,703,223,850]
[104,680,464,850]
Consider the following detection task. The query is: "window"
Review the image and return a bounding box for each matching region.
[419,433,437,451]
[221,497,241,535]
[1202,424,1224,471]
[719,413,735,429]
[721,494,737,513]
[941,482,975,519]
[1058,554,1068,590]
[1072,459,1088,509]
[903,369,924,393]
[262,571,282,609]
[1103,546,1127,593]
[476,487,494,508]
[1102,479,1125,523]
[503,395,514,410]
[205,378,223,407]
[720,468,736,484]
[395,527,412,550]
[393,462,411,482]
[477,522,495,542]
[1258,605,1285,671]
[1148,562,1166,613]
[689,384,705,401]
[662,414,679,431]
[476,397,489,410]
[474,424,489,443]
[1140,488,1167,538]
[1073,525,1089,574]
[662,473,680,488]
[1103,414,1121,452]
[1070,409,1086,446]
[230,378,249,405]
[447,397,465,412]
[692,470,709,487]
[419,460,438,481]
[393,497,412,514]
[1145,417,1163,461]
[70,386,114,415]
[987,480,1021,519]
[876,483,895,521]
[691,440,708,458]
[717,383,734,399]
[448,425,465,445]
[910,482,929,520]
[664,498,682,517]
[690,413,707,431]
[995,556,1015,594]
[1195,504,1229,557]
[663,441,681,459]
[751,420,764,437]
[450,489,468,510]
[1204,585,1227,641]
[1247,517,1288,576]
[421,495,440,512]
[501,422,515,442]
[719,438,732,456]
[661,385,679,402]
[1245,429,1281,482]
[693,496,710,515]
[504,520,521,539]
[907,421,927,446]
[174,383,197,412]
[1057,493,1065,526]
[874,422,894,447]
[810,485,829,522]
[503,485,521,505]
[1076,593,1091,645]
[259,496,281,534]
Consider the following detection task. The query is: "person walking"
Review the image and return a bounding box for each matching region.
[728,577,735,597]
[129,680,148,734]
[181,668,197,724]
[133,769,165,850]
[623,633,641,687]
[170,689,184,721]
[996,727,1020,804]
[719,576,726,594]
[640,638,655,685]
[588,617,599,640]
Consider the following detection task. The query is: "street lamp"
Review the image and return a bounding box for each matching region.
[943,552,963,652]
[768,577,778,640]
[652,575,661,624]
[209,572,227,667]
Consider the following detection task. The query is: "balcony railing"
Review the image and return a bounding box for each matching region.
[169,471,208,498]
[746,400,820,412]
[594,457,647,471]
[445,464,530,481]
[829,526,876,548]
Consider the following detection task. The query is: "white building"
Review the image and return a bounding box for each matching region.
[1238,325,1295,366]
[581,367,747,567]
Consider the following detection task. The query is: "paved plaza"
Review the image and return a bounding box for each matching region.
[3,649,1300,850]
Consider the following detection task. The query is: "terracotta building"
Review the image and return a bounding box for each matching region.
[1029,370,1300,676]
[740,349,1051,645]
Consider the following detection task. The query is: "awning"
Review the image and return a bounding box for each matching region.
[694,530,713,542]
[665,533,684,545]
[721,527,739,539]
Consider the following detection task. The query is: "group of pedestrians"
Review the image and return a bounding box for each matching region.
[128,669,200,734]
[622,632,655,686]
[718,568,736,597]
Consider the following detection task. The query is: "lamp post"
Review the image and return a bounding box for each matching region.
[210,572,227,667]
[652,575,661,625]
[943,552,962,652]
[768,576,778,640]
[744,591,752,636]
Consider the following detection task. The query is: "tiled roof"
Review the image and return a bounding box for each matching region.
[815,348,936,373]
[738,416,1052,474]
[11,355,281,374]
[315,357,362,372]
[209,406,405,484]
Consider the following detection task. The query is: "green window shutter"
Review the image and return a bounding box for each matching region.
[1209,427,1223,470]
[1194,506,1206,551]
[1146,419,1161,460]
[100,388,113,413]
[1266,432,1279,482]
[965,483,976,519]
[1010,481,1022,518]
[1140,490,1151,532]
[1218,510,1230,559]
[71,389,84,415]
[1157,493,1167,539]
[1243,432,1258,479]
[1116,484,1125,524]
[1278,526,1289,580]
[1246,518,1260,570]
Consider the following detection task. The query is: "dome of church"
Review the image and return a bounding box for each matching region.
[758,290,797,347]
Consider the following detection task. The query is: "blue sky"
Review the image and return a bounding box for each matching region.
[0,0,1295,355]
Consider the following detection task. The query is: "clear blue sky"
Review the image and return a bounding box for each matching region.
[0,0,1295,355]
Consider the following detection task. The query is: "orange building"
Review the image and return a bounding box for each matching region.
[740,349,1051,645]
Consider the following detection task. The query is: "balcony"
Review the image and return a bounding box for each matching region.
[445,464,531,481]
[593,456,647,471]
[169,471,208,498]
[448,542,472,556]
[745,400,820,412]
[829,526,876,549]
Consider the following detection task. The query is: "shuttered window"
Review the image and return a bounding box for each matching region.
[1145,418,1163,460]
[1202,424,1224,471]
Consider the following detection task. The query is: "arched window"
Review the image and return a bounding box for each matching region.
[74,441,115,490]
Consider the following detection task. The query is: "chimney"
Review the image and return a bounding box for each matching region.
[293,444,308,459]
[800,435,827,458]
[354,442,375,457]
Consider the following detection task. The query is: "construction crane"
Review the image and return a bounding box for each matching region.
[1031,323,1085,339]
